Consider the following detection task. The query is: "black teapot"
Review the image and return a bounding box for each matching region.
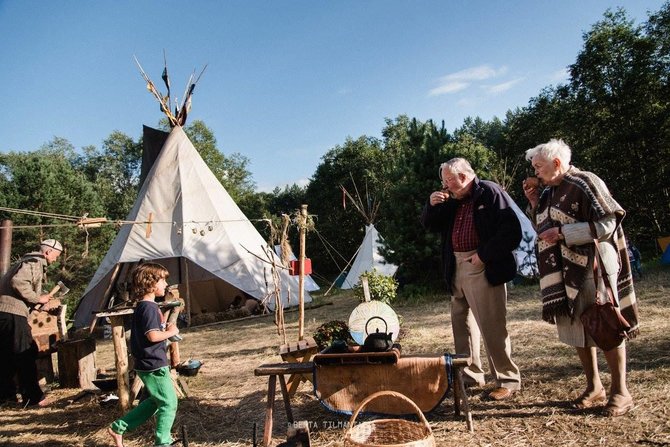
[362,316,394,352]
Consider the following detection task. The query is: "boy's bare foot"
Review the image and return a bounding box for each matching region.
[107,427,124,447]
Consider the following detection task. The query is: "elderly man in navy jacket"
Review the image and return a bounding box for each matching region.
[421,158,521,400]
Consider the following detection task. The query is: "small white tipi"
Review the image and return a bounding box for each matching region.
[340,224,398,289]
[73,126,309,328]
[337,182,398,290]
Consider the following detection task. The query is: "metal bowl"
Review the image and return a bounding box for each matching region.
[176,359,202,377]
[92,377,118,392]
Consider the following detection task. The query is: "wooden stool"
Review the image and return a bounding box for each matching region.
[254,362,314,447]
[279,337,318,396]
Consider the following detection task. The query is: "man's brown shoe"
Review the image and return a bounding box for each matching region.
[488,387,515,401]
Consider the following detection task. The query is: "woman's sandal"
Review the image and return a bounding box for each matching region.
[602,394,634,417]
[573,388,607,409]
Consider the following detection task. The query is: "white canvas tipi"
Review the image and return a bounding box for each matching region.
[73,126,309,328]
[340,224,398,289]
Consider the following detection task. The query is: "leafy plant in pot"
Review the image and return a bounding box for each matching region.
[313,320,353,351]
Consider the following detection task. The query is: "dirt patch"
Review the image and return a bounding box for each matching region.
[1,269,669,446]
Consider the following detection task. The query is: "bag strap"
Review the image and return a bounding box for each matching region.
[591,236,616,307]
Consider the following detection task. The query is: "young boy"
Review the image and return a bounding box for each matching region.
[108,263,180,447]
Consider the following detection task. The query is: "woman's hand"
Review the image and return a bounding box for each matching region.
[538,227,563,244]
[523,177,540,209]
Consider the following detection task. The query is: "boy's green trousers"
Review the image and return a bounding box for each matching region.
[110,366,178,446]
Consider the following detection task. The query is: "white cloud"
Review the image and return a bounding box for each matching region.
[443,65,507,82]
[483,77,524,94]
[429,81,469,96]
[429,64,508,97]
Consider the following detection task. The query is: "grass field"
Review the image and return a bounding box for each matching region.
[1,266,669,446]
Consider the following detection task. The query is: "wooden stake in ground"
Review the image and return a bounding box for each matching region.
[0,219,12,277]
[109,314,131,411]
[298,204,307,340]
[279,204,318,396]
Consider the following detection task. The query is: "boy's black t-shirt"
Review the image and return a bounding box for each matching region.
[131,300,168,371]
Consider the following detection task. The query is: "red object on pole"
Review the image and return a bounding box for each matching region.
[289,259,312,276]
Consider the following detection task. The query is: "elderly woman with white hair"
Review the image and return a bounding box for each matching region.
[522,139,639,417]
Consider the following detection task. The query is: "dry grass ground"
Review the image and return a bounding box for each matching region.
[1,267,669,446]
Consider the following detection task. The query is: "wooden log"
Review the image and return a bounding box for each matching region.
[109,315,131,411]
[57,338,97,389]
[58,305,68,341]
[254,362,314,376]
[130,375,143,402]
[263,375,277,447]
[0,219,12,277]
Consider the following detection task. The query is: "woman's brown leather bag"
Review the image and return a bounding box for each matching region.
[580,239,630,351]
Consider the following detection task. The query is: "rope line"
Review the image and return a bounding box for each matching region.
[0,206,82,221]
[0,207,274,231]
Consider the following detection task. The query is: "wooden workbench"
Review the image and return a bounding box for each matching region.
[254,356,473,447]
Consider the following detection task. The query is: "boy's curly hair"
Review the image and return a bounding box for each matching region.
[129,263,169,300]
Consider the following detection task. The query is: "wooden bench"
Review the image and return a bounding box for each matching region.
[254,362,314,447]
[254,356,473,447]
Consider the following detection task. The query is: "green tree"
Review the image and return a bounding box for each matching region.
[380,118,498,284]
[0,143,109,305]
[305,136,387,277]
[567,6,670,243]
[72,131,142,220]
[242,184,308,243]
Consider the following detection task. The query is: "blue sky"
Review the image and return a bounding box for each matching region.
[0,1,665,192]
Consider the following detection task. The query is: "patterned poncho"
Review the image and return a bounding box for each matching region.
[535,167,640,338]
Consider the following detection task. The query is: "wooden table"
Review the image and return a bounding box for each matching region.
[95,301,185,411]
[254,356,473,447]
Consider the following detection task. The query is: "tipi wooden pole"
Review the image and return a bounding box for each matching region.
[298,205,307,341]
[101,263,122,307]
[180,258,192,327]
[0,220,13,277]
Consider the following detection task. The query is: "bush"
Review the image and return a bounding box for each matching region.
[353,270,398,304]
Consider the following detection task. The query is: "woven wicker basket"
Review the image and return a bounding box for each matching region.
[343,391,435,447]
